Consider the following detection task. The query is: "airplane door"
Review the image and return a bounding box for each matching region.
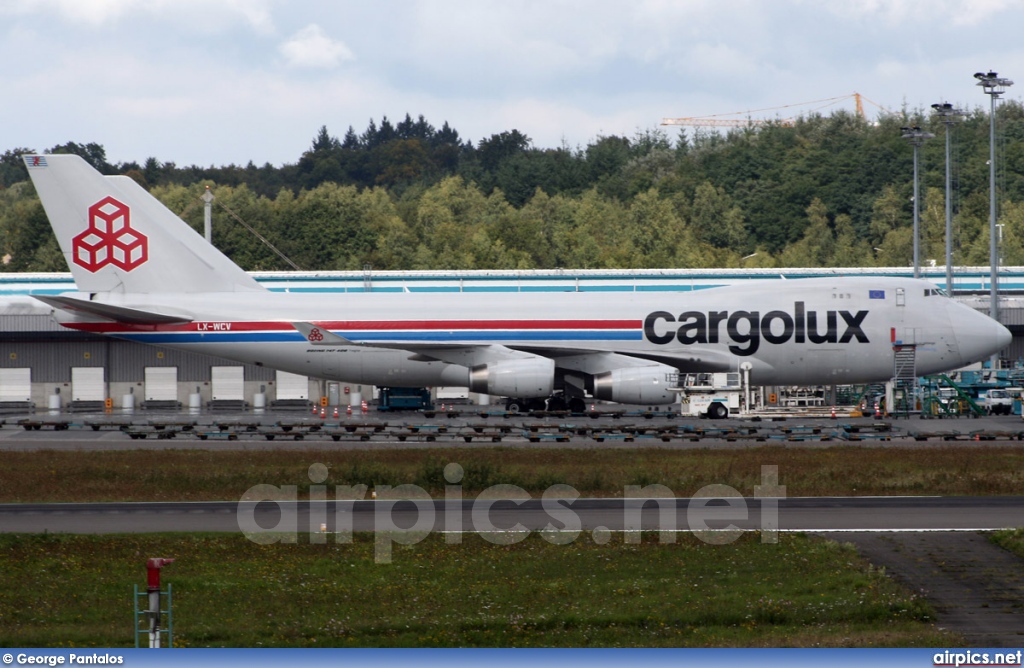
[323,353,338,379]
[896,328,921,345]
[896,287,905,306]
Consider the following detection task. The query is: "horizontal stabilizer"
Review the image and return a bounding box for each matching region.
[292,322,354,345]
[33,294,193,325]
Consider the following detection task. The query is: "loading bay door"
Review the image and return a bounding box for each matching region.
[275,371,309,400]
[144,367,178,402]
[71,367,105,402]
[0,368,31,402]
[211,366,244,401]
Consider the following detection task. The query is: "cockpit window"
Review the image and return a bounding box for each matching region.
[923,288,946,297]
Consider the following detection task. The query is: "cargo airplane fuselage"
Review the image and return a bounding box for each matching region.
[24,154,1012,411]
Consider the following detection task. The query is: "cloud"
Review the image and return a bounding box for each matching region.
[6,0,1024,168]
[4,0,275,33]
[807,0,1017,27]
[30,0,133,26]
[279,24,354,69]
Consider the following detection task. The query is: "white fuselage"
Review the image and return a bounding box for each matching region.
[54,277,1009,395]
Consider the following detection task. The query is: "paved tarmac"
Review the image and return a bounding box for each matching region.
[830,532,1024,648]
[2,407,1024,450]
[2,496,1023,534]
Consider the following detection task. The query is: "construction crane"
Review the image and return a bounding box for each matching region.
[662,92,887,129]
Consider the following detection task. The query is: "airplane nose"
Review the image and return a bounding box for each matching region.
[956,308,1012,365]
[997,322,1013,350]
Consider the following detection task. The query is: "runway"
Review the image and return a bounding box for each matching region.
[2,495,1022,534]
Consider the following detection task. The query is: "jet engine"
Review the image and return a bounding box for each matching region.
[469,357,555,397]
[593,364,677,404]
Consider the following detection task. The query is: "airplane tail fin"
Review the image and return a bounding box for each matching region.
[24,154,264,294]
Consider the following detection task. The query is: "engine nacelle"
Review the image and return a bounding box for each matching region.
[593,364,677,404]
[469,357,554,397]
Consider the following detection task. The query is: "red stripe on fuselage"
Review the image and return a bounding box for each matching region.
[63,319,642,333]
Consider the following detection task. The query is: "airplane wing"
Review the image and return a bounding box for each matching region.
[292,322,543,365]
[291,321,734,373]
[548,347,736,374]
[32,294,193,325]
[400,343,546,367]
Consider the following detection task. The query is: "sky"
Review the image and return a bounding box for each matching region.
[3,0,1024,168]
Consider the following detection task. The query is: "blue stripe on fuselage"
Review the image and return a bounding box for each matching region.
[104,330,643,344]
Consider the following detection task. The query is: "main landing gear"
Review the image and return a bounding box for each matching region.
[505,395,588,414]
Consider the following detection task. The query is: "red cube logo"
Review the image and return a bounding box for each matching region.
[72,197,148,272]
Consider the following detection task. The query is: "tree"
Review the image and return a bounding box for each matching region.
[477,130,531,172]
[779,198,835,267]
[0,149,33,188]
[0,183,60,271]
[624,188,689,267]
[869,185,908,246]
[310,126,339,152]
[49,141,112,173]
[690,182,748,251]
[373,139,433,187]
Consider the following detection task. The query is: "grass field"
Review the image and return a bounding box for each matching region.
[3,446,1019,648]
[0,531,955,648]
[991,527,1024,558]
[1,445,1023,502]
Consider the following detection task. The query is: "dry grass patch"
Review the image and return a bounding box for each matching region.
[1,446,1023,502]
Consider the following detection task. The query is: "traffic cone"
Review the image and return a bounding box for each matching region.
[830,405,836,419]
[333,406,339,418]
[361,400,368,414]
[873,401,881,419]
[346,404,352,416]
[312,404,318,415]
[319,407,326,419]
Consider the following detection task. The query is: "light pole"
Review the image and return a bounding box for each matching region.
[975,71,1013,359]
[201,187,214,244]
[931,102,964,294]
[900,126,934,279]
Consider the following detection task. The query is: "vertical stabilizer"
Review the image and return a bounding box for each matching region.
[24,154,264,294]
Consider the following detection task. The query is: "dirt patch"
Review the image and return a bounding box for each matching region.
[824,531,1024,647]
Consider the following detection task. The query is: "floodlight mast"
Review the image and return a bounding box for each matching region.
[975,71,1013,368]
[900,126,934,279]
[930,102,964,294]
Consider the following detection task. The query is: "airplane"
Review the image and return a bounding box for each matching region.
[23,153,1012,415]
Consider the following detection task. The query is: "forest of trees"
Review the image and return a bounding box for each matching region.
[4,105,1024,274]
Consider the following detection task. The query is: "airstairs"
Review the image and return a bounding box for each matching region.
[890,345,918,417]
